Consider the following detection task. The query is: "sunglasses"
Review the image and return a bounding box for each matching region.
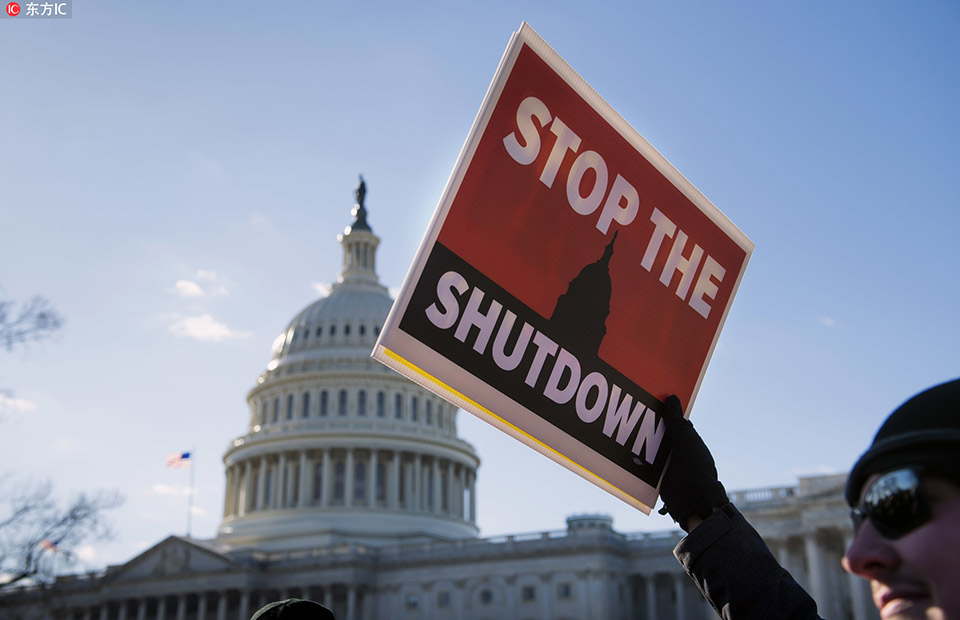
[850,467,931,539]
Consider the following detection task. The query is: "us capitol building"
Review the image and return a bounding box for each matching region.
[1,182,878,620]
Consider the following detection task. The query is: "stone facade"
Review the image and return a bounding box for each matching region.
[0,189,878,620]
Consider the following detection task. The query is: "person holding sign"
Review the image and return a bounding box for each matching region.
[658,379,960,620]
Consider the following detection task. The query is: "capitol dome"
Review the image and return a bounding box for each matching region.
[217,180,480,550]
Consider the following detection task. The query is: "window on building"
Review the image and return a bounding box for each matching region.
[359,324,366,336]
[394,393,403,419]
[480,590,493,605]
[303,328,309,341]
[557,583,573,600]
[313,463,323,501]
[521,585,536,602]
[316,326,323,339]
[338,390,347,416]
[320,390,328,416]
[405,595,418,611]
[330,324,336,336]
[302,391,310,418]
[345,324,351,336]
[357,390,367,416]
[425,400,432,425]
[376,391,385,417]
[333,462,345,501]
[272,398,279,423]
[375,325,380,335]
[286,394,294,420]
[437,591,451,608]
[354,462,366,501]
[411,396,419,422]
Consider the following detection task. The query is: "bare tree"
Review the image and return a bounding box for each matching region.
[0,295,64,352]
[0,479,123,590]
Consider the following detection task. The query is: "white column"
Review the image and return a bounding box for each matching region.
[845,533,871,620]
[255,457,267,511]
[274,452,286,509]
[197,594,208,620]
[234,463,245,516]
[462,465,467,519]
[388,452,400,510]
[285,455,296,507]
[413,455,422,511]
[776,538,792,572]
[468,472,477,522]
[345,449,355,507]
[175,594,186,620]
[674,573,686,620]
[803,533,828,613]
[540,574,554,620]
[646,575,656,620]
[446,462,455,515]
[298,450,310,508]
[216,591,227,620]
[223,467,234,518]
[369,450,379,506]
[157,597,167,620]
[432,458,441,514]
[237,591,250,620]
[347,586,357,620]
[322,449,333,507]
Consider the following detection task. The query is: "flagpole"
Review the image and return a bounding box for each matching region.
[186,446,196,538]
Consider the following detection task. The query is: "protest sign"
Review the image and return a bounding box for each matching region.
[373,23,753,512]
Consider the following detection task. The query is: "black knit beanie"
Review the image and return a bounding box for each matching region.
[845,378,960,506]
[249,599,336,620]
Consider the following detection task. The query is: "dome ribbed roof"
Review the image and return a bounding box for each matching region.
[270,283,393,363]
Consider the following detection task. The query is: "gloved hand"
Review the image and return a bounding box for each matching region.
[657,395,728,531]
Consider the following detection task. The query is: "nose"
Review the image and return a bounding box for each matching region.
[842,518,900,578]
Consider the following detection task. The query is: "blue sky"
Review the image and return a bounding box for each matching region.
[1,1,958,571]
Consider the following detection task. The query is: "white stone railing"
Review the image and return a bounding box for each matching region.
[728,485,796,505]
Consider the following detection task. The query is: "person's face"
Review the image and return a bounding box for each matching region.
[843,472,960,620]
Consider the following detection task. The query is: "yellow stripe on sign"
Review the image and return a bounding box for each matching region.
[380,346,636,501]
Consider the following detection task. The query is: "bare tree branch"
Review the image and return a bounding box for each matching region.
[0,296,64,352]
[0,480,123,590]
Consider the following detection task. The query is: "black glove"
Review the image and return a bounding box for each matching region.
[657,395,728,531]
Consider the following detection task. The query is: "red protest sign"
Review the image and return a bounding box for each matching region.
[374,23,753,512]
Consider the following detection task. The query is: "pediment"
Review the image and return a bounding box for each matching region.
[105,536,241,583]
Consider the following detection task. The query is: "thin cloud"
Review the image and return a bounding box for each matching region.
[188,152,226,185]
[150,483,190,497]
[312,282,332,297]
[74,545,97,562]
[820,317,836,327]
[0,394,38,415]
[175,280,205,298]
[172,271,228,298]
[169,314,251,342]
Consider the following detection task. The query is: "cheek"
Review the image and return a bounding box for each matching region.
[899,505,960,610]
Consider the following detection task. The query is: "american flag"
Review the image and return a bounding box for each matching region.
[39,539,59,552]
[165,451,192,468]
